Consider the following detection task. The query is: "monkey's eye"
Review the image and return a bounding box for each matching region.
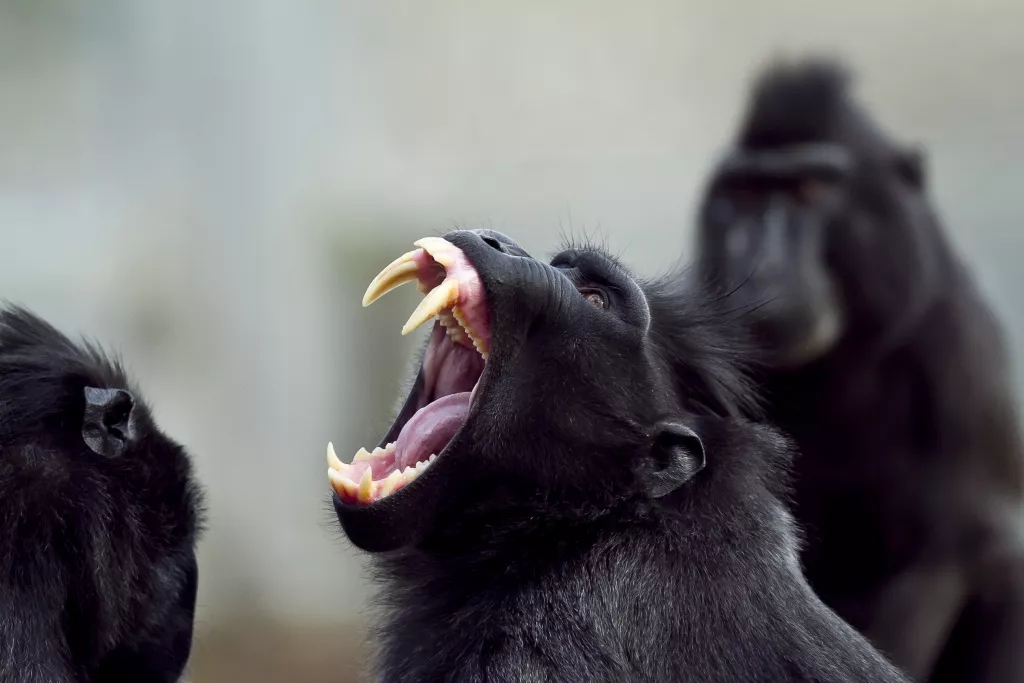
[580,288,607,310]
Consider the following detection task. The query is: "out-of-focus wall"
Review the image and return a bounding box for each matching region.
[1,1,1020,680]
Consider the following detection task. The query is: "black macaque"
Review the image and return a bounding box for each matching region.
[0,306,203,683]
[328,228,911,682]
[694,58,1024,683]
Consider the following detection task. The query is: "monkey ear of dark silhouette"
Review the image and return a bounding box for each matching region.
[636,422,706,498]
[82,387,136,457]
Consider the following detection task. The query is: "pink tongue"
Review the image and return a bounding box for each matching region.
[395,392,471,470]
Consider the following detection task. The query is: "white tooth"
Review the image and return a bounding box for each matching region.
[327,442,346,471]
[452,307,489,356]
[379,470,403,497]
[352,447,372,462]
[413,236,457,267]
[357,468,374,503]
[362,250,422,307]
[328,469,358,499]
[402,279,459,336]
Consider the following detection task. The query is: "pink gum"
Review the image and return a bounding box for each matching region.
[412,245,491,348]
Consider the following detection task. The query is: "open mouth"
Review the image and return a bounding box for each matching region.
[327,237,491,505]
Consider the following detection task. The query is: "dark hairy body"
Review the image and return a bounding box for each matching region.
[0,306,203,683]
[694,58,1024,683]
[331,228,911,682]
[372,427,906,683]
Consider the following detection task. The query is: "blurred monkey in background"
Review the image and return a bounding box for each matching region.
[693,58,1024,683]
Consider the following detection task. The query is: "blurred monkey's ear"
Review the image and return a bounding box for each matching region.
[895,146,926,190]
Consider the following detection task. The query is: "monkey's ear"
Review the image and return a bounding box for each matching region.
[82,387,136,457]
[895,146,926,189]
[635,422,706,498]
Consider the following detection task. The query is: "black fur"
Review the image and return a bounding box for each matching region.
[694,57,1024,683]
[336,229,910,682]
[0,305,203,683]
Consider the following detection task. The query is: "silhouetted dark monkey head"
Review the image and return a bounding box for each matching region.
[0,306,203,682]
[329,229,762,553]
[695,58,944,368]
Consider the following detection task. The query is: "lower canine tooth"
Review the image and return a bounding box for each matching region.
[327,442,345,471]
[357,468,374,503]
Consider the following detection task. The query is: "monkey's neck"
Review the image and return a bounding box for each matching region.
[370,508,826,683]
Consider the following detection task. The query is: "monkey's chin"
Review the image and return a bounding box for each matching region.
[762,307,843,370]
[327,236,491,507]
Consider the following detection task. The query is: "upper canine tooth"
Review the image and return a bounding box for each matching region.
[362,249,422,307]
[402,279,459,336]
[413,237,456,267]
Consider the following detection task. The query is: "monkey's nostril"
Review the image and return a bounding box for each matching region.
[481,235,506,253]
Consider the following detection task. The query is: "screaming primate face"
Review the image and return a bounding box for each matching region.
[328,229,711,552]
[695,60,941,370]
[697,143,851,369]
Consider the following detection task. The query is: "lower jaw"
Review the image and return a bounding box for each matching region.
[331,311,487,505]
[330,376,478,506]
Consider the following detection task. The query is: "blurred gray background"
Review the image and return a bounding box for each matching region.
[1,1,1020,681]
